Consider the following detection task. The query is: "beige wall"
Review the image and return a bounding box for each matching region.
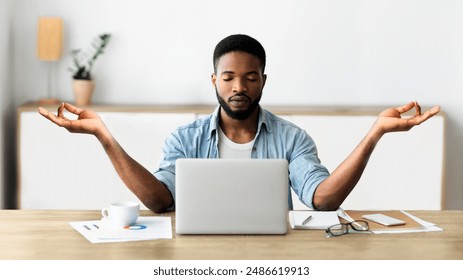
[4,0,463,209]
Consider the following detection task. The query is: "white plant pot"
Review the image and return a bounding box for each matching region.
[73,79,95,106]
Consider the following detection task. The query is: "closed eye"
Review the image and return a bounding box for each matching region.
[247,74,258,81]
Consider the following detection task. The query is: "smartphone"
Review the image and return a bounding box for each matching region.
[362,214,406,226]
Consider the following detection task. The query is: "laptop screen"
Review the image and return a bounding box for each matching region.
[175,159,288,234]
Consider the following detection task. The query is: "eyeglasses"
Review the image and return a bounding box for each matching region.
[325,220,370,238]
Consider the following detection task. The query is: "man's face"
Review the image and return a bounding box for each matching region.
[212,51,266,120]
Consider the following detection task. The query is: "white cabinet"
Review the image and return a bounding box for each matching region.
[18,106,197,209]
[288,114,445,210]
[18,104,445,210]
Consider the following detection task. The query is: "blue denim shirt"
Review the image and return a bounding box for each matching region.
[154,106,330,210]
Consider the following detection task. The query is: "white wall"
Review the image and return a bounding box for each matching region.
[0,0,14,209]
[7,0,463,209]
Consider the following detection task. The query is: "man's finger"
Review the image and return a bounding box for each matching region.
[45,111,63,124]
[413,106,440,125]
[43,109,71,127]
[57,103,65,118]
[430,105,441,115]
[63,103,84,115]
[395,101,415,114]
[38,107,50,117]
[414,101,422,117]
[38,106,74,129]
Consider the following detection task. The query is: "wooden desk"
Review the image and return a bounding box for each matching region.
[0,210,461,260]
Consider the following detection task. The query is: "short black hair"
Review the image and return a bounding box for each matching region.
[213,34,266,74]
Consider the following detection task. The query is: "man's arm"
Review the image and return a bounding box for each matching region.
[38,103,173,213]
[313,101,441,211]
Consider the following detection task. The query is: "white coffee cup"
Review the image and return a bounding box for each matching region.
[101,201,139,227]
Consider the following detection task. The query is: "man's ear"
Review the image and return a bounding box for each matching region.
[211,73,217,87]
[262,74,267,89]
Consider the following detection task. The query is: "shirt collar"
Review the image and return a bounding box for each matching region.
[258,106,272,133]
[208,106,221,140]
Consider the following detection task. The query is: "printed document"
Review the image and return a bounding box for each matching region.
[69,216,173,243]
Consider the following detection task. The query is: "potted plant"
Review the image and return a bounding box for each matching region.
[69,33,111,105]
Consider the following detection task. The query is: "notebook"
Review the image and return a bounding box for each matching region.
[289,211,340,230]
[175,159,289,234]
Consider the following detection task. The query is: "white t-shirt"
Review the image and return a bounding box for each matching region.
[218,126,255,159]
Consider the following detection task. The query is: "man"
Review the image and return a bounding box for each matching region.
[38,34,440,213]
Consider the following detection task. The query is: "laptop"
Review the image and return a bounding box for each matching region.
[175,159,289,234]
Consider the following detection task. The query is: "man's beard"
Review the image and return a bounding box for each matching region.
[215,88,262,121]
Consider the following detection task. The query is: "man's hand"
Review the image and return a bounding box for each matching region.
[38,103,107,138]
[373,101,441,135]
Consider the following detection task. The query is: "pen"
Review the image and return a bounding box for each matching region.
[302,215,312,225]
